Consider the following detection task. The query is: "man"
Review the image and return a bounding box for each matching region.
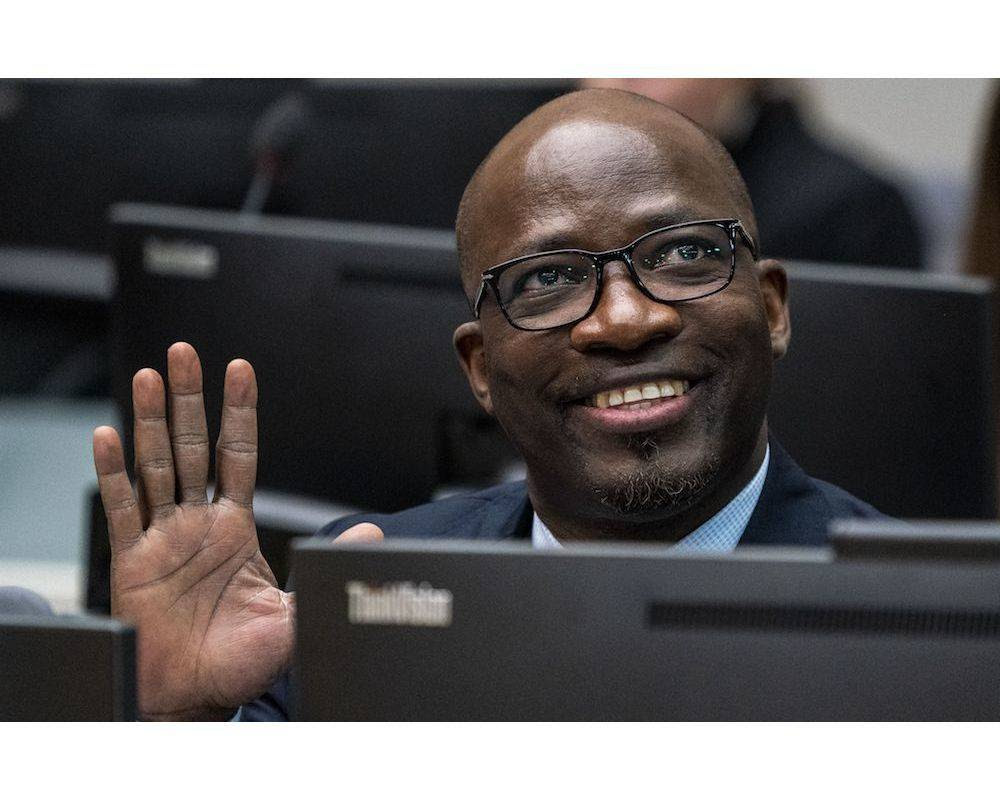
[92,89,881,721]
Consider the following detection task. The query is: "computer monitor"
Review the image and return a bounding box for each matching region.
[291,532,1000,720]
[0,246,111,396]
[770,261,997,518]
[0,615,136,721]
[109,203,519,513]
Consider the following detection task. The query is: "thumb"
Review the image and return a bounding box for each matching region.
[333,523,385,544]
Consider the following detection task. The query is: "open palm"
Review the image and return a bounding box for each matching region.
[93,343,294,720]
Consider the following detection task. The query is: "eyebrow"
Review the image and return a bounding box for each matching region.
[511,204,716,258]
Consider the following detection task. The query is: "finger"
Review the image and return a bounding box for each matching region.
[214,358,258,508]
[93,426,143,553]
[167,342,210,504]
[132,368,176,520]
[333,523,385,544]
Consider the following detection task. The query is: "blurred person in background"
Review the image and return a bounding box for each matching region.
[963,81,1000,513]
[965,82,1000,281]
[584,79,925,270]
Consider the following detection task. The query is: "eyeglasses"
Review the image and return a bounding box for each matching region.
[472,218,758,331]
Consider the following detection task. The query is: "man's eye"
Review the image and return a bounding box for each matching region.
[533,268,563,286]
[519,265,586,291]
[646,243,722,268]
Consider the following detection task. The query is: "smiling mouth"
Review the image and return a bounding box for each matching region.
[570,376,697,435]
[583,378,691,409]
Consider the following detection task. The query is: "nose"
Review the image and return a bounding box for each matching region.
[569,262,683,352]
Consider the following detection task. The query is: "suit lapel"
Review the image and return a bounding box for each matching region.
[476,482,533,541]
[739,439,831,546]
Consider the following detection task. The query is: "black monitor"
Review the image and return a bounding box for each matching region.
[109,203,519,513]
[0,615,136,721]
[291,529,1000,720]
[770,262,997,518]
[0,246,111,396]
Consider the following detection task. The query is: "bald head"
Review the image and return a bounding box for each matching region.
[455,88,757,298]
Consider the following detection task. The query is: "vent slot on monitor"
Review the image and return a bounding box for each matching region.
[648,602,1000,639]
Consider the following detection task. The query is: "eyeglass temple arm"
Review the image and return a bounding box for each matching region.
[734,222,759,260]
[471,276,492,318]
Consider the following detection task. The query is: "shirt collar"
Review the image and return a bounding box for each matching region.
[531,444,770,552]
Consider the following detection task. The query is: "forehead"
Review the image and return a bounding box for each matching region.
[473,117,741,269]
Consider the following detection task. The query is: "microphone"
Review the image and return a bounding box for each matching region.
[241,92,312,214]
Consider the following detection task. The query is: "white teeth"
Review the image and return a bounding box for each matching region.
[589,378,691,408]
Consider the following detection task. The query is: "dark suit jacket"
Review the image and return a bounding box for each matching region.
[242,441,883,720]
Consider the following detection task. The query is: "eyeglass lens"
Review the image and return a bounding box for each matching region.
[495,222,734,330]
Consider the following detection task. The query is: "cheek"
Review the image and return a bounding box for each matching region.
[708,280,773,357]
[704,298,774,420]
[482,335,568,447]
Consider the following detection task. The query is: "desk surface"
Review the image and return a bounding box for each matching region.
[0,398,118,562]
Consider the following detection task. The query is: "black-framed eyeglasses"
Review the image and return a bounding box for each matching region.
[472,218,759,331]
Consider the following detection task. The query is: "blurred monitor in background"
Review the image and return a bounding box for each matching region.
[582,78,925,270]
[109,203,520,513]
[0,79,571,252]
[0,79,570,398]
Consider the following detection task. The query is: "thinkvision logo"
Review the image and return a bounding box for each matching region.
[143,237,219,279]
[346,581,453,627]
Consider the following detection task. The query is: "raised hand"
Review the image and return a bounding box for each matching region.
[92,343,293,720]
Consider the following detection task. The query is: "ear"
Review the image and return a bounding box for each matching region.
[453,321,494,415]
[757,259,790,360]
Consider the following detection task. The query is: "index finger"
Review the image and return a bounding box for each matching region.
[93,426,144,554]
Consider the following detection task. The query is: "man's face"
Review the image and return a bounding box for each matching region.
[457,116,787,528]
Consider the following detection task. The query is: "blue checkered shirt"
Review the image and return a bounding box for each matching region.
[531,445,770,551]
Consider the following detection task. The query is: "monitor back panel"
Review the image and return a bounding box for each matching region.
[0,615,136,721]
[110,204,516,512]
[770,262,996,518]
[292,541,1000,721]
